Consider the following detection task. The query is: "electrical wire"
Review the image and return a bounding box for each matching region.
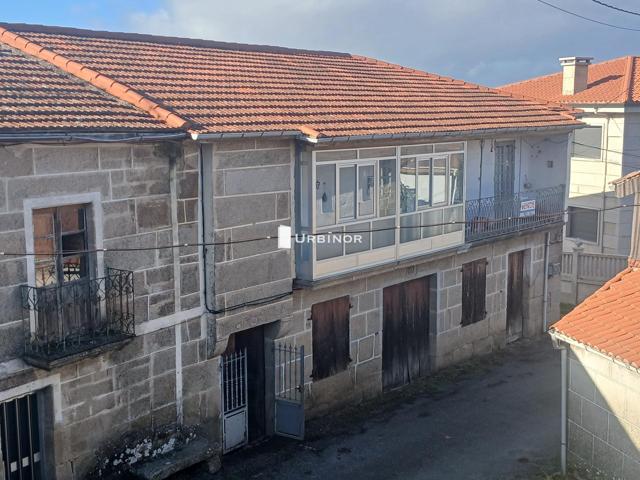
[591,0,640,17]
[2,202,637,258]
[533,0,640,31]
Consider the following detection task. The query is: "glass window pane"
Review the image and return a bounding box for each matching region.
[359,147,396,159]
[567,207,598,242]
[316,164,336,227]
[572,127,602,159]
[345,223,371,255]
[400,213,421,243]
[339,165,356,220]
[401,144,433,156]
[379,159,396,217]
[316,150,357,162]
[434,142,464,153]
[422,209,443,238]
[443,205,464,234]
[417,158,431,209]
[358,164,375,217]
[400,158,416,213]
[316,228,344,260]
[432,157,447,205]
[59,205,85,233]
[449,153,464,205]
[62,255,88,282]
[372,218,396,249]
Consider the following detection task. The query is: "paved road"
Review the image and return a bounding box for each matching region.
[181,337,562,480]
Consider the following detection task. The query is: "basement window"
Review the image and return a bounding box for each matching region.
[461,258,487,326]
[311,296,351,380]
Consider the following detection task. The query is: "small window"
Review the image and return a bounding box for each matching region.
[461,259,487,326]
[400,158,417,213]
[311,296,350,380]
[316,164,336,227]
[567,206,599,243]
[449,153,464,204]
[33,204,90,286]
[572,126,602,160]
[339,165,356,220]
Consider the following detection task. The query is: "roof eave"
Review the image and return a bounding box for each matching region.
[0,131,188,144]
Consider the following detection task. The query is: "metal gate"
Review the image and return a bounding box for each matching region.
[220,348,248,453]
[0,393,42,480]
[274,344,305,439]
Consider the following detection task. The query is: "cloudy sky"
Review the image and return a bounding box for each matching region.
[4,0,640,86]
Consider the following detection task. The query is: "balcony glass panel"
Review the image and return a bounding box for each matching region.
[345,222,371,255]
[422,209,443,238]
[432,157,447,205]
[358,164,375,217]
[339,165,356,220]
[400,213,421,243]
[417,158,430,209]
[400,158,417,213]
[378,159,396,217]
[372,218,396,248]
[444,205,464,234]
[316,164,336,227]
[450,153,464,205]
[316,228,344,260]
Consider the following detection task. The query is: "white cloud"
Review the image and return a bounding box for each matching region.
[126,0,638,86]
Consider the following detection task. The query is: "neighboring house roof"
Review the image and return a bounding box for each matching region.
[0,23,580,138]
[500,56,640,105]
[0,43,171,132]
[550,266,640,368]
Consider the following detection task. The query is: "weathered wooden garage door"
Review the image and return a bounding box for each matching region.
[507,250,525,342]
[382,277,430,390]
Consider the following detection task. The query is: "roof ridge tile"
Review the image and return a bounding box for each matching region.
[0,25,190,130]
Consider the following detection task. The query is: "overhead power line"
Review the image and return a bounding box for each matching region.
[591,0,640,17]
[0,203,637,258]
[534,0,640,31]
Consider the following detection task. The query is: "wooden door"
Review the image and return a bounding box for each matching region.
[507,251,525,342]
[382,277,430,390]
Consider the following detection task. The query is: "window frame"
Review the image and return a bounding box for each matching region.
[571,125,604,161]
[566,206,600,244]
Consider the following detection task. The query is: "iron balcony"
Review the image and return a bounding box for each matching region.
[21,267,135,369]
[465,185,565,243]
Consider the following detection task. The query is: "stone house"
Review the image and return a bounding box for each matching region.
[549,171,640,479]
[0,23,580,478]
[501,57,640,302]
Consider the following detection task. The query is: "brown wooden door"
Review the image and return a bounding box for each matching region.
[311,296,350,380]
[507,251,525,342]
[382,277,430,390]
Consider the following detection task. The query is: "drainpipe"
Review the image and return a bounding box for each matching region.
[561,346,568,475]
[542,231,550,332]
[478,139,485,199]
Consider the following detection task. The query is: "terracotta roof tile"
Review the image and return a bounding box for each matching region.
[0,43,170,132]
[551,267,640,368]
[500,56,640,105]
[0,23,580,137]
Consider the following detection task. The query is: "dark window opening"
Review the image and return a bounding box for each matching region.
[461,258,487,326]
[311,296,350,380]
[566,206,599,243]
[33,204,90,286]
[0,393,43,480]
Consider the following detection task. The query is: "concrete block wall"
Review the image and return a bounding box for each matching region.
[0,142,216,479]
[567,345,640,479]
[287,228,560,416]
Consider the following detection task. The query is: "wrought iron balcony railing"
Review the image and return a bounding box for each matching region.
[21,267,135,368]
[465,185,565,243]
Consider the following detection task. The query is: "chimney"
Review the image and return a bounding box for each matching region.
[559,57,593,95]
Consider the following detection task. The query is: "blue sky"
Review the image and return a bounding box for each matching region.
[3,0,640,86]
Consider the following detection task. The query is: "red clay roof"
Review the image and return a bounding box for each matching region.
[0,43,170,132]
[551,267,640,368]
[501,56,640,105]
[0,23,580,137]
